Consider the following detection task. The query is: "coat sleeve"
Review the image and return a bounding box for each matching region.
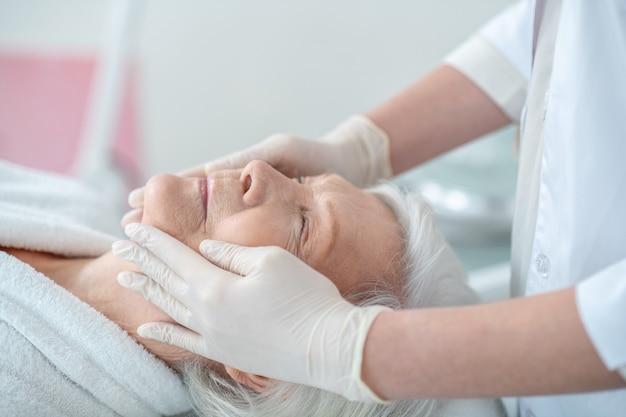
[443,0,533,122]
[576,259,626,380]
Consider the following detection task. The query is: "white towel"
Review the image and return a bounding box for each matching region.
[0,160,122,256]
[0,161,191,416]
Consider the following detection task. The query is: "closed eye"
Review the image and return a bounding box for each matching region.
[294,176,309,246]
[300,209,307,239]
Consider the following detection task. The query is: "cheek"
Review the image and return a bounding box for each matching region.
[141,176,205,250]
[212,211,290,248]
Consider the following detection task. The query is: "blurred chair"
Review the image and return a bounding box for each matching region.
[0,0,144,213]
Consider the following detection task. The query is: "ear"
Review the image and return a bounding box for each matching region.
[224,366,273,393]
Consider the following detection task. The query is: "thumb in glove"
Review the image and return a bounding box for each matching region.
[114,223,390,403]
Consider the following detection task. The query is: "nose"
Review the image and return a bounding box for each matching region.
[240,160,295,206]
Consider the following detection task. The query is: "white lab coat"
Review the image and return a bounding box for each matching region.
[446,1,626,416]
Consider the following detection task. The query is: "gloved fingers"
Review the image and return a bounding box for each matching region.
[112,238,189,296]
[123,223,240,289]
[199,240,286,278]
[256,134,304,177]
[121,208,143,228]
[176,162,212,177]
[177,146,266,178]
[117,271,193,327]
[117,270,158,298]
[177,134,296,178]
[127,187,145,209]
[198,239,246,274]
[137,322,208,357]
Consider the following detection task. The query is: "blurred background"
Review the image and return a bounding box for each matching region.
[0,0,517,289]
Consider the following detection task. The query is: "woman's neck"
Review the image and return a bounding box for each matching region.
[3,248,95,300]
[3,247,115,307]
[1,247,189,367]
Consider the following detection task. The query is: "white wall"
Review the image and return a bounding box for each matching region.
[138,0,517,175]
[0,0,515,176]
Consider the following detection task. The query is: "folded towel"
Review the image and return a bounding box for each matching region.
[0,253,191,416]
[0,160,122,257]
[0,160,191,416]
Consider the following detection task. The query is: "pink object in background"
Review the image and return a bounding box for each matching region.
[0,52,143,188]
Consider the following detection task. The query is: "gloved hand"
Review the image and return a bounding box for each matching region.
[127,115,392,209]
[113,223,391,403]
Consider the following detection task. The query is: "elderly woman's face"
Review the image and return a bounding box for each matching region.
[140,160,402,295]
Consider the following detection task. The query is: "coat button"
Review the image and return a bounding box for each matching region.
[535,253,551,278]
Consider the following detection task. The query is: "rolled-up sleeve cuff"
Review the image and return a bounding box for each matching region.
[443,34,527,123]
[576,259,626,380]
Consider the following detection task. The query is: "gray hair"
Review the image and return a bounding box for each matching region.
[181,182,485,417]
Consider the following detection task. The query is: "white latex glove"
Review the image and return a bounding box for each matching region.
[113,223,391,403]
[127,115,391,209]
